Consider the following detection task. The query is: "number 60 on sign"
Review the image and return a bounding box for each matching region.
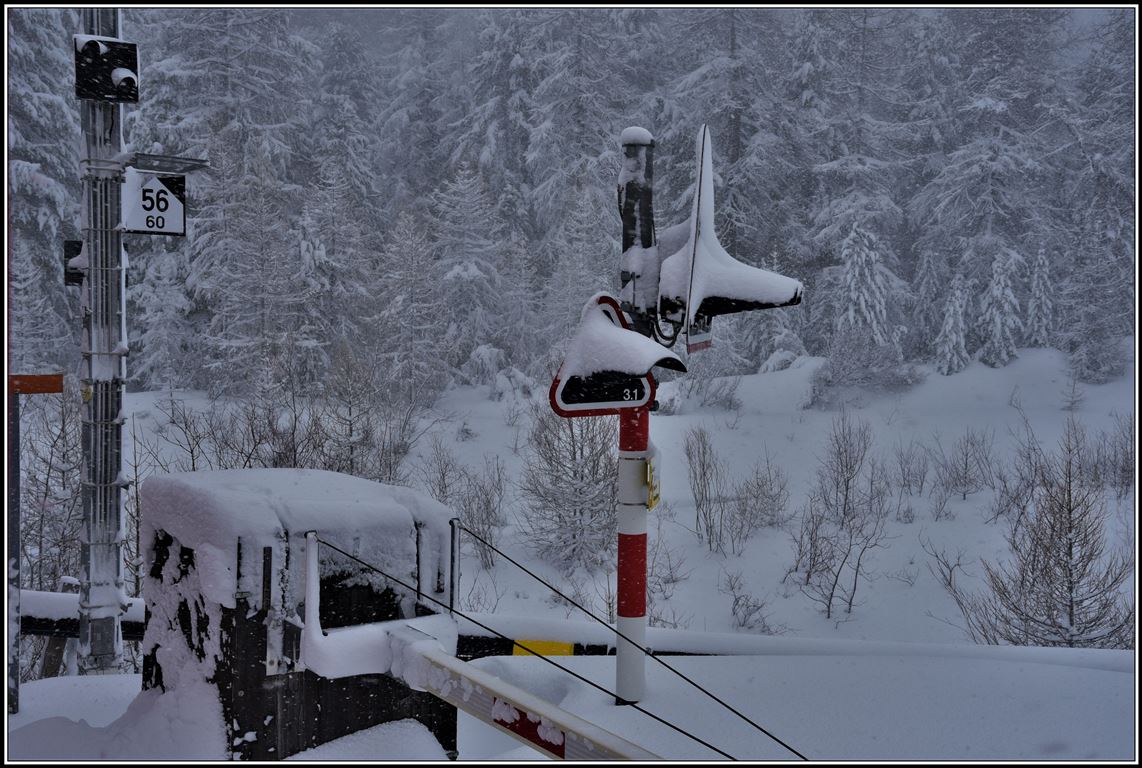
[122,168,186,236]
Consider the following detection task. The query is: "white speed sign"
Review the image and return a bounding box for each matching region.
[122,168,186,236]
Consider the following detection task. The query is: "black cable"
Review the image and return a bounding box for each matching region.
[314,536,738,760]
[457,523,809,761]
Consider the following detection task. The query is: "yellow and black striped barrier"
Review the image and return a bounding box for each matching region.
[457,635,611,661]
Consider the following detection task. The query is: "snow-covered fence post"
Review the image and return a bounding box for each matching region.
[449,517,460,615]
[75,7,130,675]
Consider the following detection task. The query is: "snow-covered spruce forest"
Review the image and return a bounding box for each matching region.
[8,8,1135,683]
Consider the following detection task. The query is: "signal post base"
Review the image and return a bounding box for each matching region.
[616,408,650,704]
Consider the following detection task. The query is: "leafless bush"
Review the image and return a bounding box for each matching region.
[887,564,919,587]
[647,503,692,604]
[789,412,893,618]
[685,427,733,552]
[893,438,929,496]
[929,427,994,501]
[784,495,833,587]
[416,436,506,568]
[929,485,953,521]
[719,570,786,634]
[986,415,1045,527]
[648,604,694,630]
[19,386,84,588]
[455,457,508,569]
[463,570,506,614]
[924,419,1134,649]
[545,571,595,618]
[727,455,791,555]
[1060,374,1085,411]
[417,435,462,505]
[590,567,617,624]
[678,374,743,412]
[1101,411,1134,500]
[894,488,915,523]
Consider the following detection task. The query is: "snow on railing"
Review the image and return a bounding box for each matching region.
[300,533,660,760]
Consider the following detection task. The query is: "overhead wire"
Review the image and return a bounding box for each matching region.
[456,523,809,761]
[313,535,739,760]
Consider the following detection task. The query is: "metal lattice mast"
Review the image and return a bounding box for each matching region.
[77,6,127,673]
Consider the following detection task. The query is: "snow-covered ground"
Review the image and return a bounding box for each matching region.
[7,343,1136,760]
[433,344,1135,647]
[465,646,1134,760]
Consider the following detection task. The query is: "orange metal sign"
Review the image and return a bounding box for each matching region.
[8,373,64,395]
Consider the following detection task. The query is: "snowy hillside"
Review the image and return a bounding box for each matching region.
[422,343,1135,647]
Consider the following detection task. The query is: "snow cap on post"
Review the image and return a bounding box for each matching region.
[563,293,684,379]
[620,126,654,146]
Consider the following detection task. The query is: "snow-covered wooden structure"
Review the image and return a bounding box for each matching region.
[139,469,456,759]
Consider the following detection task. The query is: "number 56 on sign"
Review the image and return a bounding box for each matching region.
[122,167,186,236]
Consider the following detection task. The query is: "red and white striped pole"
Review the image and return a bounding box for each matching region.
[616,407,649,704]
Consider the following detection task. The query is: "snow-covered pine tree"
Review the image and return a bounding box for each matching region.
[525,9,625,241]
[1061,227,1127,385]
[453,10,542,243]
[911,9,1063,288]
[1024,245,1053,348]
[976,252,1023,368]
[377,12,447,217]
[663,8,784,266]
[1053,11,1133,384]
[430,163,506,379]
[7,8,81,371]
[132,250,193,391]
[295,163,375,354]
[835,225,892,348]
[373,211,448,403]
[539,174,617,347]
[518,405,617,573]
[908,250,947,360]
[934,274,971,376]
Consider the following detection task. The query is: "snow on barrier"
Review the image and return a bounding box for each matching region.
[301,533,660,760]
[391,624,661,761]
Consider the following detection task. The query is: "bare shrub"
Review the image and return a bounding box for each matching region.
[647,503,692,604]
[929,427,994,501]
[789,412,892,618]
[925,419,1134,649]
[719,570,786,634]
[929,485,953,521]
[893,438,929,496]
[455,457,508,569]
[886,564,918,587]
[684,426,733,552]
[463,570,506,614]
[677,372,743,412]
[1060,374,1085,411]
[1102,411,1134,500]
[784,495,833,588]
[416,435,462,505]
